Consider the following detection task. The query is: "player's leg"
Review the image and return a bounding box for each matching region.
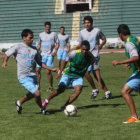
[57,50,62,70]
[122,74,140,123]
[42,75,69,108]
[17,76,43,114]
[61,77,83,109]
[85,65,98,99]
[94,69,111,99]
[36,67,41,88]
[15,92,34,114]
[46,56,54,90]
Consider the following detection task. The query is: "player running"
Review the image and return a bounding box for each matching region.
[54,26,70,71]
[36,21,57,90]
[42,40,95,110]
[2,29,57,115]
[112,24,140,123]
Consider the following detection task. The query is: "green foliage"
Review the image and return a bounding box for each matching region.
[0,54,140,140]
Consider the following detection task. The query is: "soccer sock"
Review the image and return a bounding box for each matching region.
[45,99,49,104]
[17,100,21,106]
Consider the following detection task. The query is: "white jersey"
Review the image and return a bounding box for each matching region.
[78,28,106,57]
[38,31,57,56]
[57,33,70,51]
[5,43,42,80]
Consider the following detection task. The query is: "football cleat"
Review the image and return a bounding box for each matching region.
[123,116,140,124]
[104,91,112,100]
[91,89,99,100]
[41,108,50,115]
[15,101,22,114]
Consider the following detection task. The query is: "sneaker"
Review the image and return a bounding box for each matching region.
[42,99,48,108]
[91,89,99,100]
[15,101,22,114]
[123,116,140,124]
[41,108,50,115]
[104,91,111,100]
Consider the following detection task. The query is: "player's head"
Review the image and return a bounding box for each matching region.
[81,40,90,56]
[83,16,93,30]
[44,21,51,33]
[21,29,33,46]
[117,24,131,41]
[60,26,65,34]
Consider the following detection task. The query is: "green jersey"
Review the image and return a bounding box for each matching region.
[64,49,95,78]
[125,35,140,74]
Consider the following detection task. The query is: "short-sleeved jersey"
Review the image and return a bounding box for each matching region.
[64,50,95,78]
[38,32,57,56]
[78,28,106,57]
[5,43,42,80]
[125,35,140,75]
[56,33,70,51]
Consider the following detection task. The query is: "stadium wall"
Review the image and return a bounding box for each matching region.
[0,0,140,49]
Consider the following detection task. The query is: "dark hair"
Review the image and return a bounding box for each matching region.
[44,21,51,26]
[117,24,131,35]
[81,40,90,49]
[60,26,65,29]
[21,29,33,38]
[83,16,93,24]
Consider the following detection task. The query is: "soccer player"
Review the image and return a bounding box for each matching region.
[2,29,57,115]
[112,24,140,123]
[42,40,95,110]
[36,22,57,90]
[54,26,70,71]
[76,16,111,100]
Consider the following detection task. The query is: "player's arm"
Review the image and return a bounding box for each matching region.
[37,43,41,50]
[98,38,106,50]
[2,45,17,68]
[67,42,71,53]
[98,30,106,50]
[52,42,59,56]
[71,44,81,50]
[56,50,76,78]
[112,56,139,66]
[2,55,9,68]
[35,52,58,72]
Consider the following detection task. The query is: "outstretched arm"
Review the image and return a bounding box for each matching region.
[56,60,67,79]
[112,56,139,66]
[2,55,9,68]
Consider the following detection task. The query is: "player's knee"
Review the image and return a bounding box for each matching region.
[57,86,65,93]
[121,89,126,96]
[34,90,40,97]
[36,68,41,73]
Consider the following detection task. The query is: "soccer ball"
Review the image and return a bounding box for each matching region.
[64,104,77,116]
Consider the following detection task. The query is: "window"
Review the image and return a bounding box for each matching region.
[62,0,93,13]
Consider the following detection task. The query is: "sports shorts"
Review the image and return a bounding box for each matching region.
[58,75,83,88]
[19,76,38,94]
[36,55,54,68]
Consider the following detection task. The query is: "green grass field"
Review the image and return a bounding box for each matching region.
[0,53,140,140]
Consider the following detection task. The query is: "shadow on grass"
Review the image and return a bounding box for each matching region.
[78,103,125,110]
[95,94,138,101]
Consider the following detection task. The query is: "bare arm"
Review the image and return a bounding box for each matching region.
[37,43,41,50]
[52,43,59,56]
[56,60,68,79]
[98,38,106,50]
[112,56,139,66]
[2,55,9,68]
[72,44,81,50]
[67,42,71,53]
